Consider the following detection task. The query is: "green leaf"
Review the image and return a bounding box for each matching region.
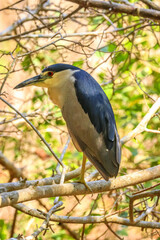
[88,16,104,30]
[120,211,128,218]
[22,55,31,71]
[55,119,65,125]
[45,132,52,142]
[98,43,117,53]
[113,52,129,64]
[154,43,159,50]
[124,146,138,156]
[73,60,84,68]
[83,224,94,234]
[124,41,132,51]
[0,220,7,240]
[117,226,128,236]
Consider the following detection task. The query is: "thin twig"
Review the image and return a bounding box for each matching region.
[121,97,160,144]
[0,96,65,168]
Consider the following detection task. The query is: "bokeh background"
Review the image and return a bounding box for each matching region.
[0,0,160,239]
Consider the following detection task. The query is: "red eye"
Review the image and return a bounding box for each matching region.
[48,71,53,77]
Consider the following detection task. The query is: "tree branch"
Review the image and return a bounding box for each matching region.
[0,6,82,42]
[140,0,160,11]
[0,164,160,208]
[0,96,64,168]
[0,151,23,180]
[66,0,160,21]
[121,97,160,145]
[129,189,160,223]
[0,0,50,36]
[13,202,160,228]
[26,201,63,239]
[0,162,92,193]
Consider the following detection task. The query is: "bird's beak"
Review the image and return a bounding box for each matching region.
[14,74,43,89]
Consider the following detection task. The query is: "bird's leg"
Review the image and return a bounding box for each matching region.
[79,154,87,183]
[78,154,92,192]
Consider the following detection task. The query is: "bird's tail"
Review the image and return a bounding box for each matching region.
[85,127,121,181]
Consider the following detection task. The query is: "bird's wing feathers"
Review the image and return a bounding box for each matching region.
[73,70,121,178]
[74,70,116,150]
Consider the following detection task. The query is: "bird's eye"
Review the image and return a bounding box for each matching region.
[48,71,54,77]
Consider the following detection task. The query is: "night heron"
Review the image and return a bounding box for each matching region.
[15,63,121,189]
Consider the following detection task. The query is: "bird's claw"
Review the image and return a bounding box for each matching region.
[76,178,93,193]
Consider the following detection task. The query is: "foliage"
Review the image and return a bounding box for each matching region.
[0,0,160,239]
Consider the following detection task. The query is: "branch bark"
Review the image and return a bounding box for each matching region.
[121,97,160,144]
[0,162,92,193]
[0,151,23,180]
[140,0,160,11]
[0,164,160,208]
[66,0,160,21]
[0,6,82,42]
[12,203,160,228]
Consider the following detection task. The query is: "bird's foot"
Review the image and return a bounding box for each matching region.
[76,178,93,193]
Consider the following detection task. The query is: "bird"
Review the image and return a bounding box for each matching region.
[14,63,121,189]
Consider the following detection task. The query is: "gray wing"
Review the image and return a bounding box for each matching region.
[74,70,121,173]
[74,70,117,150]
[62,70,121,179]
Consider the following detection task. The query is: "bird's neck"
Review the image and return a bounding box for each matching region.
[47,80,74,109]
[48,87,63,108]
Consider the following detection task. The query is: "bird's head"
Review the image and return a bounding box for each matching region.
[14,63,80,89]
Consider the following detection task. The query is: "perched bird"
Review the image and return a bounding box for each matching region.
[15,63,121,188]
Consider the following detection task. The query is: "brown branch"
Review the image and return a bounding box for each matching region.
[27,201,63,239]
[66,0,160,21]
[0,151,23,180]
[12,203,160,228]
[59,223,80,240]
[0,162,92,193]
[0,0,50,36]
[105,222,123,240]
[140,0,160,11]
[37,199,79,240]
[0,58,17,94]
[0,0,24,12]
[129,189,160,223]
[10,209,18,238]
[0,6,82,42]
[0,96,64,168]
[0,164,160,208]
[0,21,152,41]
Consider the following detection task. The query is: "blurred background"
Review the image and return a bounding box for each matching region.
[0,0,160,239]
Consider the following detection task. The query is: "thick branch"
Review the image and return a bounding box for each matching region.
[141,0,160,11]
[0,164,160,208]
[0,162,92,193]
[66,0,160,21]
